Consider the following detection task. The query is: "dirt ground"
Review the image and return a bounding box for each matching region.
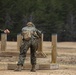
[0,41,76,75]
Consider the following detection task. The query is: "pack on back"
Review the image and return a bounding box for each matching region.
[22,30,32,40]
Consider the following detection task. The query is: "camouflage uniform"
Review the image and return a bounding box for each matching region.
[0,29,4,33]
[16,22,41,71]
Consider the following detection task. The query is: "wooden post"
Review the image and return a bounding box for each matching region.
[1,33,7,51]
[37,34,46,57]
[17,34,22,51]
[51,34,57,63]
[37,34,43,52]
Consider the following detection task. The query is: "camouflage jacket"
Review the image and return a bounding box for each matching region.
[0,29,4,34]
[21,26,42,39]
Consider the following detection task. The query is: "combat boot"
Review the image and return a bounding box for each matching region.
[31,65,36,72]
[14,65,23,71]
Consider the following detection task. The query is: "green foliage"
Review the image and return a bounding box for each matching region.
[0,0,76,41]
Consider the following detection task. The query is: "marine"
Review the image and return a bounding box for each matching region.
[15,22,41,72]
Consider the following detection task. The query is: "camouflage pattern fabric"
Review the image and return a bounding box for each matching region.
[17,38,38,66]
[0,29,4,33]
[17,25,41,66]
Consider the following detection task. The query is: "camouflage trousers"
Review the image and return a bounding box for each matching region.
[17,38,38,66]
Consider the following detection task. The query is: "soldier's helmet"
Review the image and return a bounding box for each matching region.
[27,22,34,26]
